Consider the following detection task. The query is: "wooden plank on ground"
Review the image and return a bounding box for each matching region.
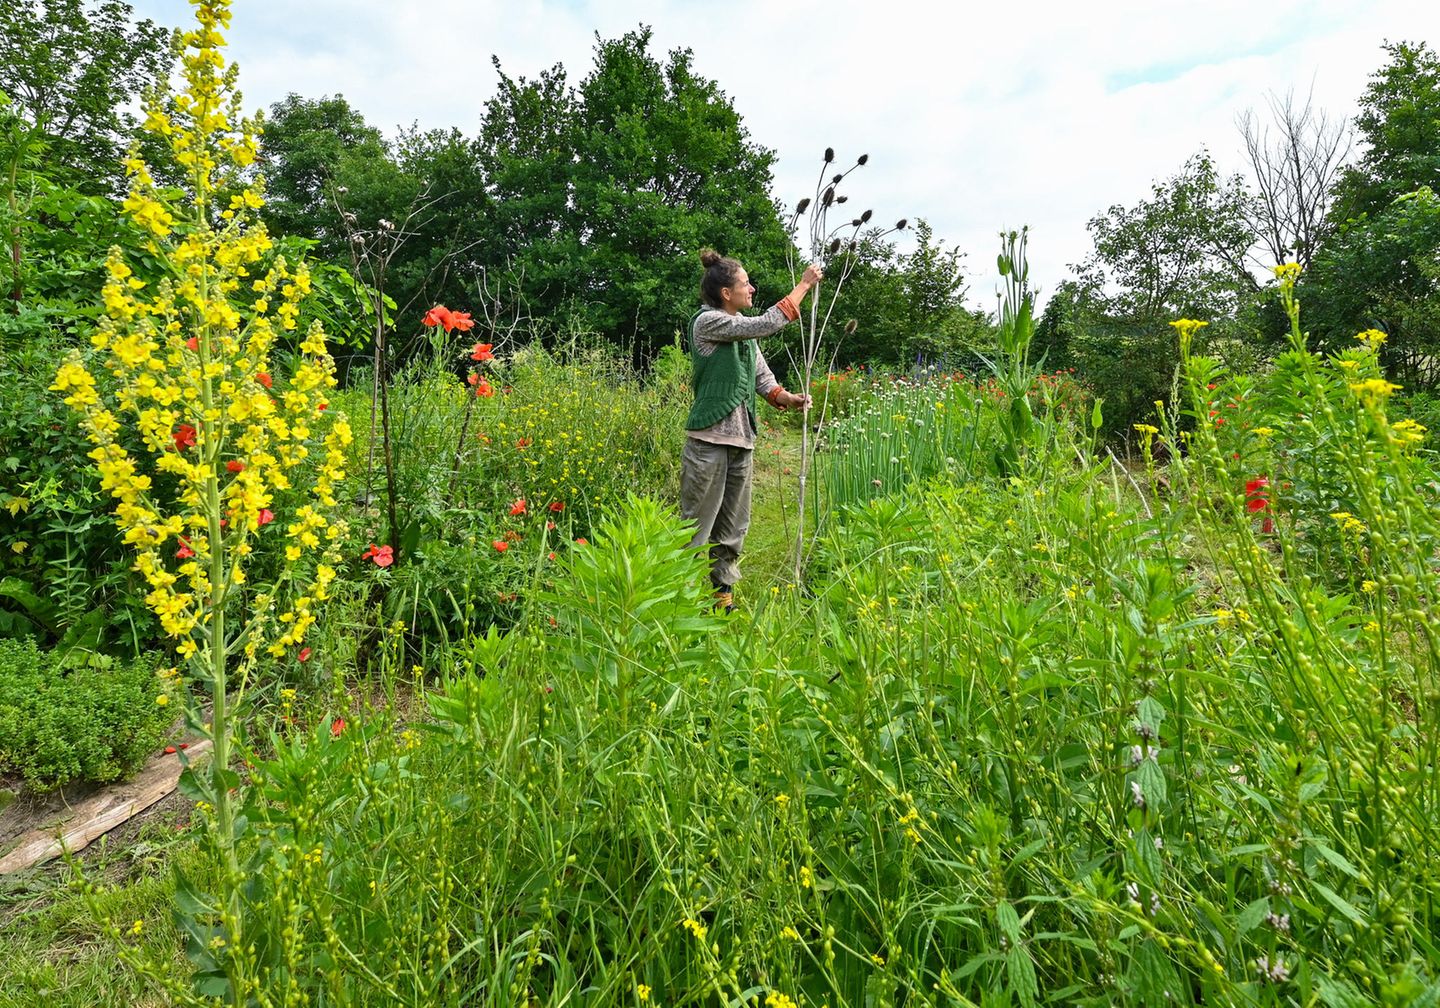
[0,739,212,874]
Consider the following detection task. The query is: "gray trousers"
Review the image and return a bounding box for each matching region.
[680,437,753,588]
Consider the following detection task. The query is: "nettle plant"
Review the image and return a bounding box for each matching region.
[50,0,351,996]
[783,147,906,577]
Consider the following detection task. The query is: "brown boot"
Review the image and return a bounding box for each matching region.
[713,588,734,614]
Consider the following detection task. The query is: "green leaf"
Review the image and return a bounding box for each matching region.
[996,900,1022,943]
[1309,839,1362,879]
[1005,945,1038,1008]
[1312,881,1367,926]
[1237,895,1270,935]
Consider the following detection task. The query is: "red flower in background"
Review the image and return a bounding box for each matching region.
[176,537,194,559]
[493,540,509,553]
[422,305,475,333]
[226,459,245,472]
[330,717,346,738]
[256,372,272,389]
[185,336,199,351]
[509,498,527,516]
[173,423,197,450]
[361,543,394,568]
[257,508,275,527]
[515,437,531,448]
[1245,477,1274,533]
[548,501,564,512]
[298,647,311,662]
[470,342,494,362]
[474,379,493,398]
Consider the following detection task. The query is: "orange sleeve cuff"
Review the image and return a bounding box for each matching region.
[766,386,787,407]
[776,296,799,321]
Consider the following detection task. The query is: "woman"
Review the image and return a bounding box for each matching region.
[682,249,822,612]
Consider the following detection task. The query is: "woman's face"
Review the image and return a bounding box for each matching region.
[722,268,755,312]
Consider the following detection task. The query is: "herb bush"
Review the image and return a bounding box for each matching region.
[0,638,173,791]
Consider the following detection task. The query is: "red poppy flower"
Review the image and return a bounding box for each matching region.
[493,540,509,553]
[256,372,272,389]
[548,501,564,512]
[176,537,195,559]
[1244,477,1269,513]
[226,459,245,472]
[423,305,454,329]
[545,520,555,531]
[504,529,521,542]
[361,543,394,568]
[475,379,493,398]
[515,437,531,448]
[575,537,588,546]
[470,342,494,361]
[317,402,328,411]
[164,746,177,755]
[257,508,275,527]
[449,311,475,332]
[330,717,346,738]
[185,336,199,351]
[298,646,312,662]
[509,498,527,516]
[467,372,480,386]
[548,551,556,560]
[173,423,197,450]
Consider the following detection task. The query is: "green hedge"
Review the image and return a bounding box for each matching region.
[0,639,174,792]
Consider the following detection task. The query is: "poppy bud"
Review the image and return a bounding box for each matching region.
[857,154,869,166]
[860,209,873,223]
[844,319,858,335]
[896,219,908,230]
[796,197,811,214]
[824,147,835,163]
[828,238,841,254]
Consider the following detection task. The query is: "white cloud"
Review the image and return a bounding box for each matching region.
[134,0,1439,308]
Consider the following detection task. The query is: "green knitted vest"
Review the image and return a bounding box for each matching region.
[685,308,756,432]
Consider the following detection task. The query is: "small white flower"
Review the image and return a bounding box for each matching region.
[1254,955,1289,983]
[1130,780,1146,808]
[1129,744,1159,766]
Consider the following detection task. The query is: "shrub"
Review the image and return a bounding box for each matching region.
[0,638,174,791]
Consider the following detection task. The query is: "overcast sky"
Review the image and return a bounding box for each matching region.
[131,0,1438,310]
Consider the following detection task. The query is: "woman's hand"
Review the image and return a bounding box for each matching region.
[802,263,824,288]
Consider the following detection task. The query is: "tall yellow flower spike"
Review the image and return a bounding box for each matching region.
[52,0,349,675]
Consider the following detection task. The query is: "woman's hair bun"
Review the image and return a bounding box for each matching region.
[699,248,721,268]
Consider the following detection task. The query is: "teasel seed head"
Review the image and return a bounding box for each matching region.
[844,318,858,335]
[824,147,835,163]
[832,173,843,184]
[828,238,841,254]
[860,209,873,223]
[857,154,869,166]
[848,240,857,252]
[822,186,835,207]
[896,218,908,230]
[852,218,862,227]
[835,195,848,204]
[796,197,811,214]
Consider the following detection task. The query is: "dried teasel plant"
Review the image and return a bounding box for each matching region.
[783,148,907,580]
